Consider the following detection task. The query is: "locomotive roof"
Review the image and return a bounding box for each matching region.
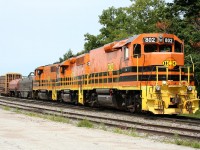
[90,34,139,52]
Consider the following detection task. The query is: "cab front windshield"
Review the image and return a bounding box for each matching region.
[144,44,172,53]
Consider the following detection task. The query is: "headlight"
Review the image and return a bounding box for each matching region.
[162,81,167,85]
[155,85,161,92]
[187,86,192,91]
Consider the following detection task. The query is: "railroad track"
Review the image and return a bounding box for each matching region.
[0,97,199,141]
[2,96,200,126]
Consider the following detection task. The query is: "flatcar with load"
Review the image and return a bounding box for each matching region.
[33,33,199,114]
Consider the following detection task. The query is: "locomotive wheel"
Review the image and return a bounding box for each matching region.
[128,101,142,113]
[18,92,21,98]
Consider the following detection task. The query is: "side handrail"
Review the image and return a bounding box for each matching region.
[179,66,190,84]
[156,66,168,84]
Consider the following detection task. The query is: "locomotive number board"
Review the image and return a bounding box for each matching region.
[143,37,157,43]
[164,38,174,44]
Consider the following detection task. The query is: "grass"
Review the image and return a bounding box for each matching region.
[24,112,70,124]
[173,134,200,148]
[129,128,138,137]
[99,123,107,131]
[45,115,70,123]
[1,106,70,124]
[77,119,94,128]
[113,127,138,137]
[13,108,22,113]
[114,128,124,134]
[180,109,200,118]
[3,106,11,111]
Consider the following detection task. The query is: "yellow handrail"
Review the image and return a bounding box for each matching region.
[179,66,190,84]
[156,66,168,85]
[188,66,190,83]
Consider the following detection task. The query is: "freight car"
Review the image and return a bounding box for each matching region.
[0,73,22,96]
[32,33,199,115]
[8,73,34,98]
[8,79,20,97]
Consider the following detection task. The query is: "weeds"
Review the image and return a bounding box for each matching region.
[114,128,124,134]
[3,106,10,111]
[173,134,200,148]
[180,109,200,119]
[129,128,138,137]
[99,123,107,131]
[46,115,70,123]
[13,108,22,113]
[77,119,94,128]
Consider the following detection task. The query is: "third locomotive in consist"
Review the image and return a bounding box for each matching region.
[4,33,199,115]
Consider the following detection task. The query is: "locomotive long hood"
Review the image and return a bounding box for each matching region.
[144,52,184,66]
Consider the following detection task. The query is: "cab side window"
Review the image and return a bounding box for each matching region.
[133,44,141,58]
[124,46,129,60]
[175,40,182,53]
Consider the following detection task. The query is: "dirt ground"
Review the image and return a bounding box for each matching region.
[0,108,196,150]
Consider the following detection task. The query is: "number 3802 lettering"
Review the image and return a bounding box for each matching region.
[143,37,157,43]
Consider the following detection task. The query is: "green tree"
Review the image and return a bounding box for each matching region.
[84,0,167,51]
[127,0,166,33]
[166,0,200,90]
[84,33,103,52]
[84,6,131,51]
[59,49,73,62]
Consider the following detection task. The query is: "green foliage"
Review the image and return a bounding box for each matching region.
[14,108,22,113]
[45,115,70,123]
[77,119,94,128]
[114,128,124,134]
[84,0,167,51]
[84,33,103,52]
[127,0,166,33]
[174,134,200,148]
[59,49,74,62]
[3,106,11,111]
[99,123,107,131]
[180,109,200,118]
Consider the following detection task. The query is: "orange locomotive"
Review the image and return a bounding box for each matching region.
[33,33,199,114]
[33,63,59,100]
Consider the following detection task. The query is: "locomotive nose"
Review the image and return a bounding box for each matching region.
[145,53,184,69]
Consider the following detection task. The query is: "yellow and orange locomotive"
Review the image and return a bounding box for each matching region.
[33,33,199,114]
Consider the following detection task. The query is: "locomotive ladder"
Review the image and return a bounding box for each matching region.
[155,66,169,114]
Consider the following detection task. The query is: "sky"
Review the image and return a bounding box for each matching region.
[0,0,172,76]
